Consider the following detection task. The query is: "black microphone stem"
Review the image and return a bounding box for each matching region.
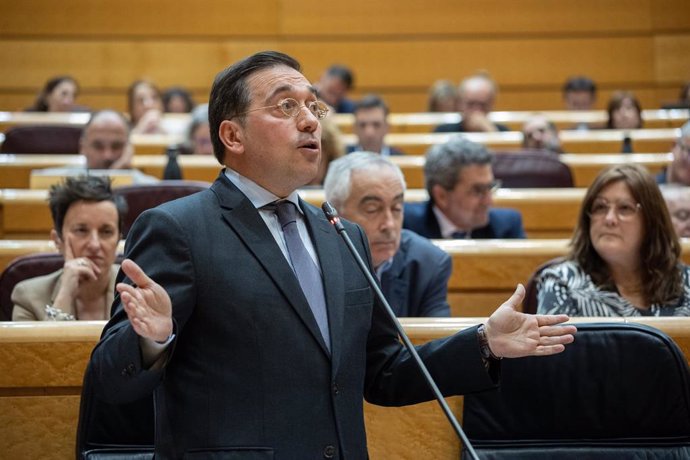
[321,202,480,460]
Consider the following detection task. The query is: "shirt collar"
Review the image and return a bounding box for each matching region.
[432,204,470,239]
[223,168,303,214]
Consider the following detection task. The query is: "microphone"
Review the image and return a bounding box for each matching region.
[321,202,480,460]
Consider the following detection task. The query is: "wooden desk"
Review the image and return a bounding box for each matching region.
[1,110,686,135]
[1,318,689,459]
[340,128,680,155]
[3,238,689,318]
[332,109,690,133]
[0,187,582,239]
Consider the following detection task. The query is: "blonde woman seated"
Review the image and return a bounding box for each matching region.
[12,176,126,321]
[537,163,690,316]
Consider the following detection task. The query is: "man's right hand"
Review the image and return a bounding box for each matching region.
[117,258,173,342]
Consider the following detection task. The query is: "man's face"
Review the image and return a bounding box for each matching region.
[670,135,690,185]
[230,65,322,197]
[458,81,494,116]
[318,75,348,107]
[340,167,404,268]
[666,194,690,238]
[354,107,388,153]
[433,164,495,231]
[523,117,561,152]
[80,117,130,169]
[564,90,595,111]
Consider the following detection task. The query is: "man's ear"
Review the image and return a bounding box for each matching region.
[50,229,63,252]
[431,184,449,210]
[219,120,245,157]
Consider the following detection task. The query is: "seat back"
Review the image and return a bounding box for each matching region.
[522,256,567,314]
[114,180,210,237]
[0,253,65,321]
[462,323,690,459]
[1,125,83,153]
[493,150,574,188]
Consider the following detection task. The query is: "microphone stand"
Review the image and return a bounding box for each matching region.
[321,202,480,460]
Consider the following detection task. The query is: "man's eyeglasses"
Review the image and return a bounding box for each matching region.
[588,199,641,221]
[235,98,330,120]
[467,180,502,198]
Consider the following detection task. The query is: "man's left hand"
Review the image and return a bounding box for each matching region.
[485,284,576,358]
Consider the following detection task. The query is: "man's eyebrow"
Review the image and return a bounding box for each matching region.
[267,84,317,101]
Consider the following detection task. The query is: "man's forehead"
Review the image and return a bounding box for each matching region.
[248,66,312,98]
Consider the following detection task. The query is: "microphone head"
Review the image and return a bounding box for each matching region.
[321,202,339,222]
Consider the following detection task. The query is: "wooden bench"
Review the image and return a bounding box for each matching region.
[0,152,671,190]
[3,239,689,317]
[1,317,689,459]
[0,187,583,239]
[1,110,687,135]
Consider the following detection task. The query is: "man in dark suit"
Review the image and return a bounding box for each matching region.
[315,64,357,114]
[346,94,405,156]
[404,136,526,239]
[88,51,575,459]
[324,152,450,317]
[434,73,509,133]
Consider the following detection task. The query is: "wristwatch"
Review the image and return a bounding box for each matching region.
[477,324,501,361]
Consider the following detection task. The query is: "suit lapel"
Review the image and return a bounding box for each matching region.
[380,245,407,317]
[211,176,331,358]
[301,199,344,371]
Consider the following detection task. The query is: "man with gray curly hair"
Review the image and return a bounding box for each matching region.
[404,136,525,239]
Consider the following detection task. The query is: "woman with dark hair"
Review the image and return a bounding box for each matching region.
[27,75,80,112]
[536,163,690,316]
[606,90,643,129]
[127,79,165,134]
[12,176,127,321]
[163,86,195,113]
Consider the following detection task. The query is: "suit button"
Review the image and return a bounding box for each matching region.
[323,445,336,458]
[332,383,339,395]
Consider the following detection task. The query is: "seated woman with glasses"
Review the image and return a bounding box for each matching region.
[12,176,127,321]
[536,163,690,316]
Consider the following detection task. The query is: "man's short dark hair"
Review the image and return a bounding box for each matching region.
[208,51,301,164]
[563,76,597,95]
[326,65,354,90]
[424,136,493,199]
[49,175,128,237]
[354,94,389,117]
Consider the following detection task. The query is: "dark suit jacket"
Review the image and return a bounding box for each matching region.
[380,230,451,317]
[433,120,510,133]
[403,201,526,239]
[89,173,497,459]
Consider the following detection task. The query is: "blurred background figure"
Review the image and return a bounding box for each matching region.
[606,90,643,130]
[181,103,212,156]
[521,114,563,154]
[562,76,597,111]
[536,163,690,317]
[658,121,690,185]
[163,86,195,113]
[307,117,345,186]
[434,72,508,133]
[12,176,127,321]
[661,184,690,238]
[562,76,597,130]
[662,82,690,110]
[315,64,356,113]
[26,75,82,112]
[80,110,133,169]
[427,79,458,113]
[347,94,404,156]
[128,79,165,134]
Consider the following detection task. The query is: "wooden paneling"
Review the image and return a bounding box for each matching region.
[654,35,690,83]
[0,1,281,36]
[282,0,654,36]
[651,0,690,31]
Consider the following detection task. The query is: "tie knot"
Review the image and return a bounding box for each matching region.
[271,200,298,228]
